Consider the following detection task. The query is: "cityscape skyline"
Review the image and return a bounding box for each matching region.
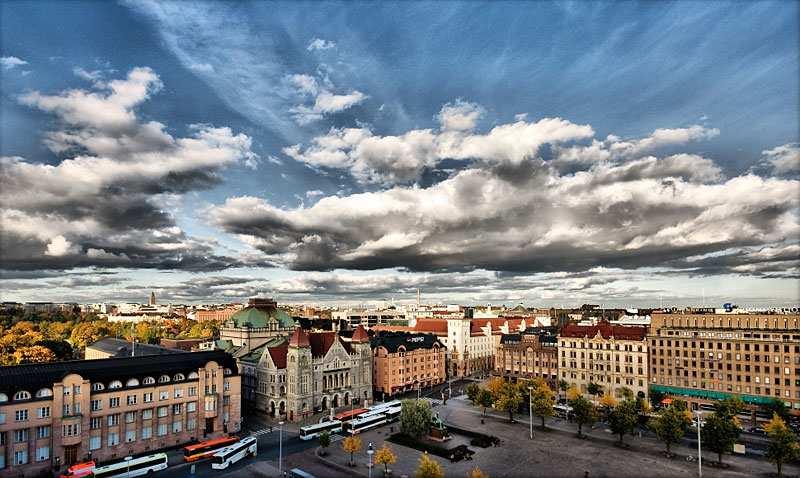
[1,1,799,306]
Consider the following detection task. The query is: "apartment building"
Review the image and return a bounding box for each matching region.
[371,331,446,400]
[559,322,649,400]
[648,313,800,414]
[495,327,558,388]
[0,351,241,477]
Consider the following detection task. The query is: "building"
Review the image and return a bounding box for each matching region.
[219,298,295,353]
[251,326,373,422]
[494,327,558,388]
[648,312,800,415]
[559,321,649,400]
[371,331,446,400]
[192,306,241,323]
[85,338,185,360]
[0,351,240,477]
[159,339,207,352]
[331,308,407,329]
[148,292,156,307]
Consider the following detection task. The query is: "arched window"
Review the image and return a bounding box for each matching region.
[158,375,170,383]
[92,383,105,392]
[14,390,31,401]
[126,378,140,387]
[0,393,7,403]
[223,368,232,376]
[142,376,155,385]
[35,388,53,398]
[187,372,199,380]
[108,380,123,390]
[173,373,185,382]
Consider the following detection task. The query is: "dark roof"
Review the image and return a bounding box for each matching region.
[560,321,647,341]
[309,332,337,357]
[0,350,237,396]
[87,337,184,358]
[267,344,289,369]
[370,331,445,353]
[228,298,294,328]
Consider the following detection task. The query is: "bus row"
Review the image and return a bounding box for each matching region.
[300,401,403,440]
[61,436,257,477]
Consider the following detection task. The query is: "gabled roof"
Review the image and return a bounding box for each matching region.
[559,321,647,341]
[267,344,289,369]
[412,319,449,335]
[351,325,369,343]
[309,332,337,357]
[289,327,310,347]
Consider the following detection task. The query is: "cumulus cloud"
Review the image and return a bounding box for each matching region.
[1,67,257,273]
[761,143,800,176]
[307,38,336,51]
[437,100,484,131]
[287,73,367,124]
[189,63,215,73]
[1,56,28,70]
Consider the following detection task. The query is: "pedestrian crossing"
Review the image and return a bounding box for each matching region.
[249,427,275,437]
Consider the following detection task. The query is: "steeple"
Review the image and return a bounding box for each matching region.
[148,291,156,306]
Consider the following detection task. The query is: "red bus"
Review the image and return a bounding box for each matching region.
[334,408,368,422]
[60,460,96,477]
[183,436,239,462]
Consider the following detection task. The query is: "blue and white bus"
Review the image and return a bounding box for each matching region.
[211,436,257,470]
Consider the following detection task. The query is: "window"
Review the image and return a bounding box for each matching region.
[157,423,168,436]
[224,380,230,392]
[107,414,120,426]
[127,395,137,406]
[126,378,139,387]
[13,450,28,466]
[187,402,197,413]
[0,393,7,403]
[174,388,183,399]
[125,430,136,442]
[36,426,50,439]
[188,386,197,397]
[172,420,182,433]
[173,373,185,381]
[14,391,31,401]
[89,436,101,450]
[15,409,28,421]
[35,388,52,398]
[125,411,136,423]
[107,432,120,446]
[188,371,199,380]
[73,385,81,395]
[157,406,168,418]
[62,404,71,416]
[109,380,122,390]
[143,392,153,403]
[90,417,102,430]
[91,399,102,411]
[92,383,104,391]
[173,404,183,415]
[142,408,153,420]
[143,376,155,385]
[158,375,170,384]
[38,406,50,418]
[63,423,80,437]
[0,412,4,424]
[109,397,120,408]
[187,418,196,431]
[14,429,28,442]
[159,390,169,401]
[142,426,152,440]
[36,446,50,461]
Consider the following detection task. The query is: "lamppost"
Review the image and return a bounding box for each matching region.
[278,421,285,476]
[695,411,703,478]
[124,456,133,478]
[528,386,534,439]
[367,442,374,478]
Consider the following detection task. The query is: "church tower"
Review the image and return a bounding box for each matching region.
[148,291,156,306]
[286,327,312,421]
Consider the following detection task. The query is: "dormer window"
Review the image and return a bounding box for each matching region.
[92,383,105,392]
[126,378,140,387]
[173,373,185,381]
[14,391,31,401]
[158,375,170,383]
[142,376,155,385]
[35,388,53,398]
[108,380,123,390]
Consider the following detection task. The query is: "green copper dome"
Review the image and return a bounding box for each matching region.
[229,298,295,329]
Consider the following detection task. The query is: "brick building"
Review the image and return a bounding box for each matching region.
[648,312,800,415]
[494,327,558,388]
[0,351,240,477]
[370,331,446,400]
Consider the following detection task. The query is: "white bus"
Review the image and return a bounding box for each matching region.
[92,453,168,478]
[299,420,343,440]
[382,406,402,422]
[211,436,257,470]
[369,400,401,413]
[344,413,387,434]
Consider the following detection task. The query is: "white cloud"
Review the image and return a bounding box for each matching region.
[307,38,336,51]
[189,63,215,73]
[437,100,484,131]
[1,56,28,70]
[761,143,800,175]
[73,67,105,83]
[305,190,324,198]
[45,235,80,257]
[287,73,367,124]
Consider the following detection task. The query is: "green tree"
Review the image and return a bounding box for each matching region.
[495,382,523,423]
[35,339,74,361]
[466,383,481,404]
[608,399,638,446]
[619,387,634,401]
[558,379,569,401]
[650,404,692,456]
[476,388,493,416]
[587,382,603,398]
[648,388,666,408]
[763,399,790,422]
[400,399,433,438]
[318,430,331,456]
[530,382,555,429]
[701,411,740,465]
[569,394,596,438]
[415,452,444,478]
[764,413,800,478]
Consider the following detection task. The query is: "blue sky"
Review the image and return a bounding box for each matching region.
[1,1,798,306]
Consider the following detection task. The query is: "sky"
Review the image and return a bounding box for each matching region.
[1,0,798,307]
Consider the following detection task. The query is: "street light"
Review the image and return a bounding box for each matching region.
[528,386,534,440]
[367,442,375,478]
[278,421,285,476]
[694,410,703,478]
[124,456,133,478]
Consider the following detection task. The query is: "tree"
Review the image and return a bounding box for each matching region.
[530,382,555,429]
[476,389,493,416]
[619,387,634,401]
[374,443,397,476]
[495,381,523,423]
[764,413,800,478]
[587,382,603,398]
[14,345,57,364]
[558,379,569,401]
[650,404,692,456]
[415,452,444,478]
[466,383,481,404]
[569,394,596,438]
[608,399,638,446]
[599,393,618,410]
[649,389,666,408]
[763,398,790,422]
[701,411,740,465]
[469,467,489,478]
[342,435,362,467]
[486,377,505,400]
[35,339,74,361]
[318,430,331,456]
[566,385,581,401]
[400,399,433,438]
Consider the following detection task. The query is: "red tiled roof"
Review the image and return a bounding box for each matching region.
[351,325,369,343]
[371,325,414,333]
[413,319,449,335]
[267,344,288,369]
[470,318,524,334]
[309,332,337,357]
[289,327,310,347]
[559,322,647,341]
